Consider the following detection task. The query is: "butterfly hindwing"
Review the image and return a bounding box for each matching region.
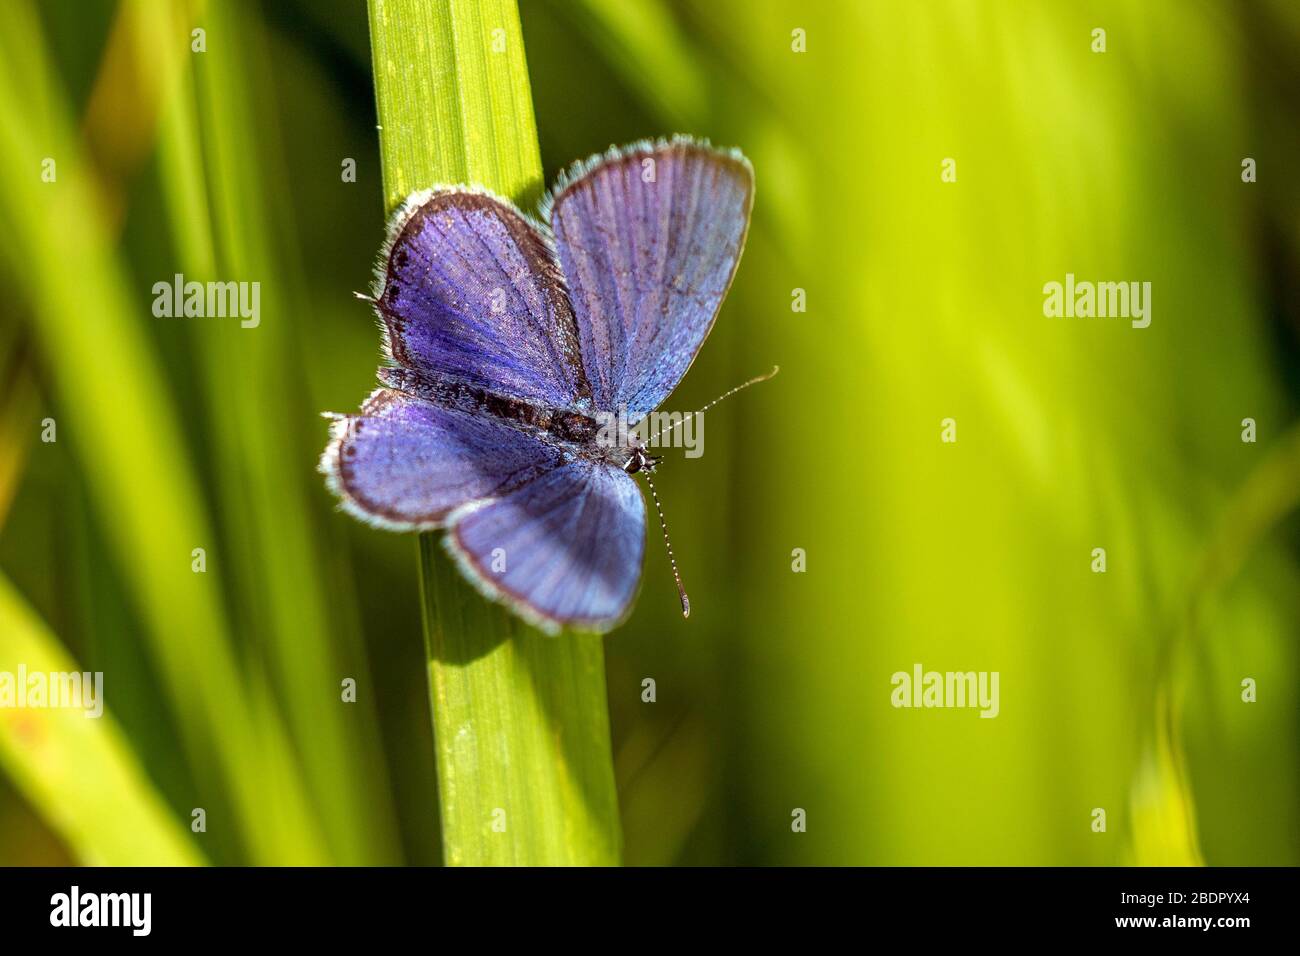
[446,459,646,634]
[322,388,562,530]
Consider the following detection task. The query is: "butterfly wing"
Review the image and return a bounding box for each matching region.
[332,148,750,630]
[546,137,753,421]
[321,388,562,531]
[376,188,591,409]
[322,391,645,632]
[446,459,646,634]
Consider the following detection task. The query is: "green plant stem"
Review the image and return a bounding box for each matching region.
[368,0,621,865]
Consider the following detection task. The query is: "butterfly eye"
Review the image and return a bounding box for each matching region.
[620,449,661,474]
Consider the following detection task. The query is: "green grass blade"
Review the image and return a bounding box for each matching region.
[0,330,37,529]
[368,0,621,865]
[0,573,205,866]
[0,0,328,865]
[418,539,620,864]
[1126,421,1300,865]
[370,0,544,209]
[157,0,401,866]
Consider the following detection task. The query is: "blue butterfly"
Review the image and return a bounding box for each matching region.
[321,136,771,634]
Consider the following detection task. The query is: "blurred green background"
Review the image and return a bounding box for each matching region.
[1,0,1297,865]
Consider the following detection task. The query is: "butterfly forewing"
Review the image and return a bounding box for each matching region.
[377,189,590,408]
[548,139,754,420]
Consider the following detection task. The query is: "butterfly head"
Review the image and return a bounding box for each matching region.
[622,446,661,475]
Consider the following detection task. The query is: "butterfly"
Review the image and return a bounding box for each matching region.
[321,136,767,634]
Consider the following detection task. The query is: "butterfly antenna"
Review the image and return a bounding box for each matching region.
[646,365,779,446]
[642,469,690,618]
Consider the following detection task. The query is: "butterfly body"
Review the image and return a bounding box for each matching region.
[322,137,754,634]
[374,365,648,472]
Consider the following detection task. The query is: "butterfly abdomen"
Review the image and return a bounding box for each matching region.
[376,366,605,449]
